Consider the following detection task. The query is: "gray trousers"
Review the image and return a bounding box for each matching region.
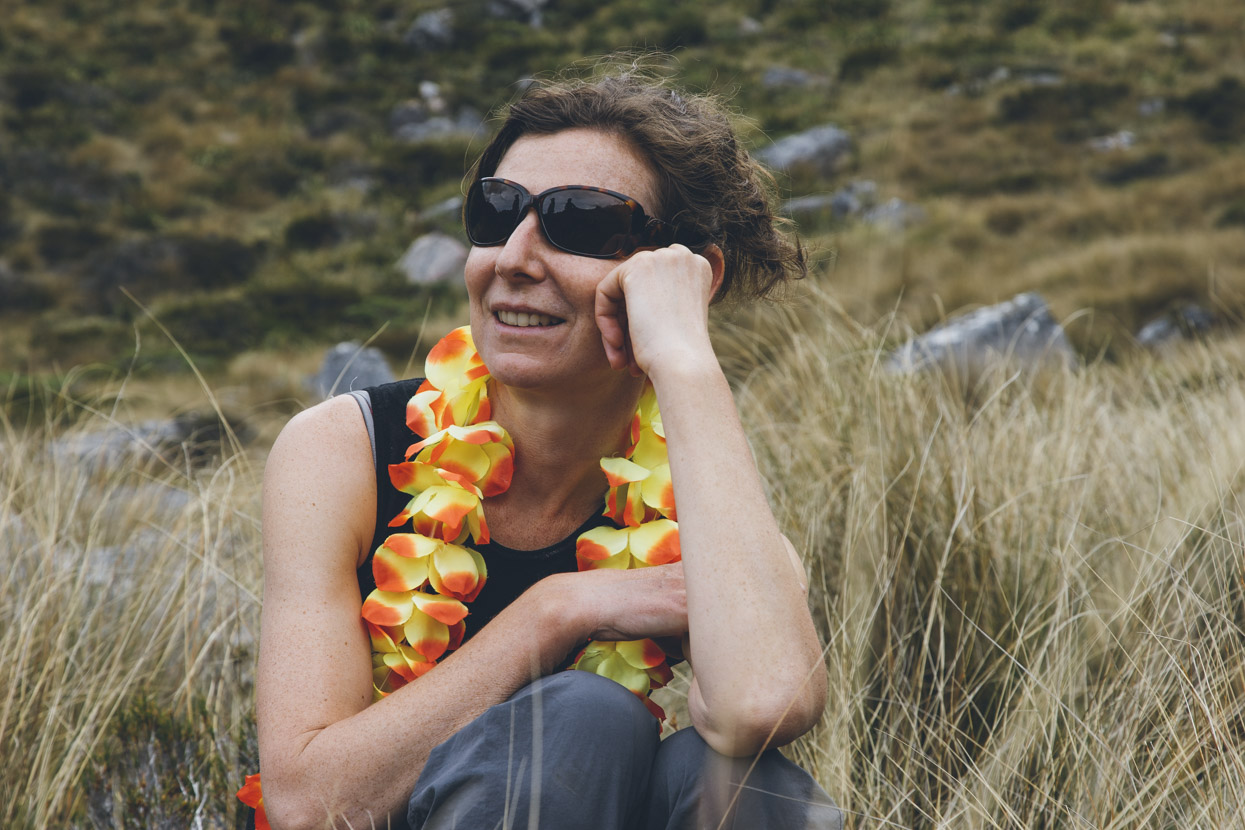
[407,671,844,830]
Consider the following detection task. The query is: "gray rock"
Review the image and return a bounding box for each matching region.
[404,9,454,50]
[739,16,763,35]
[397,231,468,285]
[312,343,395,399]
[1088,130,1136,152]
[1138,97,1165,117]
[783,181,879,223]
[1136,304,1214,349]
[102,482,194,523]
[862,198,926,232]
[389,99,431,132]
[420,195,465,222]
[890,293,1076,374]
[393,106,483,143]
[762,66,817,89]
[781,193,839,221]
[49,413,238,472]
[487,0,547,26]
[0,506,35,578]
[755,124,852,176]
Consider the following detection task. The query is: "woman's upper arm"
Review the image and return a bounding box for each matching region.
[256,395,377,786]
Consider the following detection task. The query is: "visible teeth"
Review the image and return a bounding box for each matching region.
[497,310,561,327]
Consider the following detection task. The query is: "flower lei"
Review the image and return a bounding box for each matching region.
[239,326,680,826]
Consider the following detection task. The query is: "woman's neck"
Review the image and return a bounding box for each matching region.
[484,375,644,544]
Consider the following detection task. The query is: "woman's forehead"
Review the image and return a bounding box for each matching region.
[494,128,661,213]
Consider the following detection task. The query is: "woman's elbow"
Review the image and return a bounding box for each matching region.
[691,668,828,758]
[260,771,351,830]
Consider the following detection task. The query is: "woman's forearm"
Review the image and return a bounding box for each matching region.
[259,582,583,830]
[648,356,827,756]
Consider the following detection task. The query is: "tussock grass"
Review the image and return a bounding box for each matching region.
[727,291,1245,826]
[5,301,1245,825]
[0,385,262,828]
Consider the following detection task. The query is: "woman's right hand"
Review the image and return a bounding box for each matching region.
[543,563,688,645]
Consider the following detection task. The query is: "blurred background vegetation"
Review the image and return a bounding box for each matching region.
[3,0,1243,389]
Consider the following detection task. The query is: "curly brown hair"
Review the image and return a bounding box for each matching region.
[468,64,805,304]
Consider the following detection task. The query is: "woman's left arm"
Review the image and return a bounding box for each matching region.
[596,246,827,757]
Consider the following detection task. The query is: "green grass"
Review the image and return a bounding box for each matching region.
[3,0,1244,371]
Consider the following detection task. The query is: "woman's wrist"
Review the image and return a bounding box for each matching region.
[644,343,721,390]
[523,573,592,675]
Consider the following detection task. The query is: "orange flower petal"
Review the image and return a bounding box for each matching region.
[406,388,443,437]
[373,544,430,592]
[647,659,675,688]
[425,327,480,391]
[616,638,667,670]
[429,440,491,482]
[576,525,628,560]
[601,456,649,487]
[422,487,479,527]
[361,590,414,626]
[410,591,469,625]
[403,608,450,662]
[629,519,681,565]
[596,650,651,696]
[448,619,467,651]
[381,533,439,560]
[383,645,436,682]
[640,463,677,519]
[630,429,667,471]
[479,441,514,497]
[430,544,487,602]
[237,773,263,808]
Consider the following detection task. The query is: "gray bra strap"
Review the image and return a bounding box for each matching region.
[346,389,377,468]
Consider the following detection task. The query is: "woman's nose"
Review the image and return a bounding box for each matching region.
[493,210,550,281]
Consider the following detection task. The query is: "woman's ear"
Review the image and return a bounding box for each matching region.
[702,244,726,301]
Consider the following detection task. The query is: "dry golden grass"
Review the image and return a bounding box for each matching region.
[725,288,1245,827]
[0,384,262,828]
[4,289,1245,826]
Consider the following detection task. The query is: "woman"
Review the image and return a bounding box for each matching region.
[251,70,841,829]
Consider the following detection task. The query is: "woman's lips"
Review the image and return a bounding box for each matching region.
[494,309,565,327]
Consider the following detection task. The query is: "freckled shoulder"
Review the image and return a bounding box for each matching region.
[264,394,378,572]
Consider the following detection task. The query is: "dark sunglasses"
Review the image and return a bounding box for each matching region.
[463,177,680,258]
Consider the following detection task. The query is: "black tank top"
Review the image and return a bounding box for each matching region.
[356,379,616,645]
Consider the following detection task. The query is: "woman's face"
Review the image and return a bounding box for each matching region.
[464,127,662,393]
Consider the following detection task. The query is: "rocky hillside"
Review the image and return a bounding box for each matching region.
[1,0,1243,374]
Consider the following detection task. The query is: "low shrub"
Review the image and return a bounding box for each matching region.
[1180,76,1245,142]
[35,223,115,266]
[997,80,1130,125]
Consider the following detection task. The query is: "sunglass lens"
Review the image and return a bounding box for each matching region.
[541,190,634,257]
[466,180,524,245]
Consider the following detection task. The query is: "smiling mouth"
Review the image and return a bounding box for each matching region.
[495,310,565,327]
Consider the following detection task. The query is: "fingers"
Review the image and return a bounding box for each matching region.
[594,267,631,372]
[573,563,688,642]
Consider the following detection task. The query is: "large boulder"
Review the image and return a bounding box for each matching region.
[889,293,1077,374]
[312,342,395,399]
[755,124,852,176]
[49,412,242,472]
[397,231,468,285]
